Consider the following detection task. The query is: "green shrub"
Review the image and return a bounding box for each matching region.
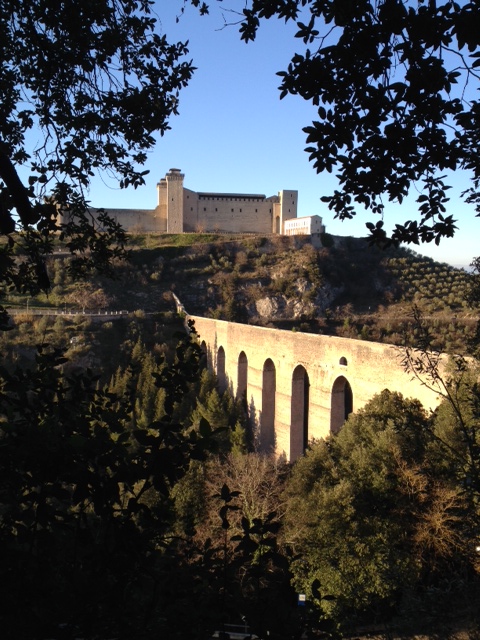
[320,232,334,247]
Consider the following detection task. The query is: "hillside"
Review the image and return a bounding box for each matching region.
[2,233,480,639]
[2,232,477,366]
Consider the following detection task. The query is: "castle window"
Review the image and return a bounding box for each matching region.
[204,208,206,212]
[231,208,234,212]
[339,357,348,366]
[255,209,257,213]
[240,209,242,212]
[215,208,217,212]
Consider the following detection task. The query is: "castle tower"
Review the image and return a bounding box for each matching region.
[156,178,168,228]
[165,168,184,233]
[157,178,167,207]
[277,190,298,233]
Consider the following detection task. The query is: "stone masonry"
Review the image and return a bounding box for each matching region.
[189,314,446,462]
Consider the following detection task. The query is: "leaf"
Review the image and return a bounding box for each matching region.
[198,416,212,437]
[133,429,157,446]
[68,434,88,449]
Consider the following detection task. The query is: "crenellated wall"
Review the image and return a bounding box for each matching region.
[189,315,446,461]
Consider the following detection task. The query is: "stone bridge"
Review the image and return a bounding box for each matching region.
[188,314,445,461]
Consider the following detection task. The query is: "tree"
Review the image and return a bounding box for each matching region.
[67,281,114,312]
[284,390,478,635]
[0,324,224,638]
[214,0,480,246]
[187,369,250,453]
[0,0,205,310]
[174,454,296,639]
[401,305,480,506]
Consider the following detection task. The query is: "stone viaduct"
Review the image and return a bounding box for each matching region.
[188,314,446,462]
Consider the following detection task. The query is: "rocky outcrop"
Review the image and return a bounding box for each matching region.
[314,283,344,312]
[251,296,312,322]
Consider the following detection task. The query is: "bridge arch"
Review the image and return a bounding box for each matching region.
[290,365,310,461]
[330,375,353,435]
[260,358,276,453]
[217,346,226,393]
[237,351,248,405]
[199,340,208,366]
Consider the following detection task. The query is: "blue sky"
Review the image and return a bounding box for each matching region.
[87,2,479,269]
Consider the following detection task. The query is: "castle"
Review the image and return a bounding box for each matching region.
[85,168,325,236]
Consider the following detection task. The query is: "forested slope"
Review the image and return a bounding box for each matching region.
[2,232,480,638]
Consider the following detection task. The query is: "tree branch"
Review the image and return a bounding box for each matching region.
[0,143,38,229]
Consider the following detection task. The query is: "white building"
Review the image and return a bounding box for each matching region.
[284,215,325,236]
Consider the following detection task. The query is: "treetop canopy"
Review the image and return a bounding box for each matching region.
[0,0,202,301]
[217,0,480,246]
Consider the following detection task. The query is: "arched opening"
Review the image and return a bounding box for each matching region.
[260,359,276,453]
[217,346,226,394]
[339,356,347,366]
[330,376,353,435]
[290,365,310,461]
[200,340,208,367]
[237,351,248,408]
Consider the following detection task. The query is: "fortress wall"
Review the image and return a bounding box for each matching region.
[194,196,273,234]
[182,191,275,234]
[95,209,165,233]
[191,315,446,459]
[272,201,281,233]
[183,189,200,231]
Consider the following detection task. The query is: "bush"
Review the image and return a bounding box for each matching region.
[320,232,334,247]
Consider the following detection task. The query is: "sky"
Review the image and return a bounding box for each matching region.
[87,2,479,269]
